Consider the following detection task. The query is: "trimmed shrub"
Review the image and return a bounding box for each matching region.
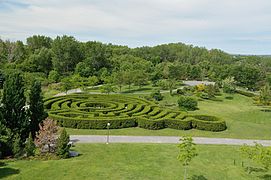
[177,96,198,111]
[235,89,255,97]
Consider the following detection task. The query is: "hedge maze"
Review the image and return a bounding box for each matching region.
[44,94,227,131]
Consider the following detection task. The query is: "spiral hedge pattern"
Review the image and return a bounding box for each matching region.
[44,94,227,131]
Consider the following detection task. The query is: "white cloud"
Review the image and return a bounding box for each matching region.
[0,0,271,54]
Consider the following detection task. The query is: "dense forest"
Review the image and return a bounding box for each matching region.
[0,35,270,91]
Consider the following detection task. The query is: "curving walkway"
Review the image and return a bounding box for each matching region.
[70,135,271,146]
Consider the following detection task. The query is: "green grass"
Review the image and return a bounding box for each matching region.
[66,93,271,139]
[1,144,270,179]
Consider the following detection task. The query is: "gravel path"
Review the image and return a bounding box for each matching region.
[70,135,271,146]
[54,80,219,97]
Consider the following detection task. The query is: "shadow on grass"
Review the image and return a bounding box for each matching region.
[258,174,271,179]
[0,167,20,179]
[245,166,267,174]
[260,109,271,112]
[190,175,208,180]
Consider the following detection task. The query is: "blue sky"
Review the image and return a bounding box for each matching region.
[0,0,271,55]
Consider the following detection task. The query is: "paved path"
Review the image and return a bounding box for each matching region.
[54,80,220,97]
[70,135,271,146]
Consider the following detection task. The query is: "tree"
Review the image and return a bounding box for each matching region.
[48,70,60,83]
[178,96,198,111]
[241,143,271,174]
[259,84,271,106]
[35,118,59,154]
[177,136,198,180]
[0,121,12,158]
[12,133,22,158]
[232,65,263,90]
[29,80,46,137]
[26,35,52,52]
[87,76,99,88]
[83,41,111,72]
[24,132,36,157]
[167,79,176,95]
[75,62,93,78]
[61,78,73,94]
[123,71,134,91]
[133,70,149,89]
[222,77,236,94]
[21,47,53,75]
[2,71,29,141]
[56,129,71,159]
[113,71,125,92]
[51,35,83,74]
[100,84,115,94]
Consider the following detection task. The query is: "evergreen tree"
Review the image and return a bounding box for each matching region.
[29,80,46,137]
[0,121,12,158]
[24,132,36,157]
[12,133,22,158]
[2,71,29,140]
[56,128,71,158]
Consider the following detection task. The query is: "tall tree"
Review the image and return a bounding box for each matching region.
[2,71,28,140]
[29,80,46,137]
[26,35,52,52]
[177,136,198,180]
[52,35,83,74]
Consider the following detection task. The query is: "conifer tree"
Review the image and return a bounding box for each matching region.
[12,133,22,158]
[29,80,46,137]
[2,71,28,140]
[24,132,36,157]
[56,128,71,158]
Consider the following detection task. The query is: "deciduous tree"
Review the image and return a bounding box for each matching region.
[177,136,198,180]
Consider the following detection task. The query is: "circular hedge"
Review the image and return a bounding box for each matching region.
[44,94,227,131]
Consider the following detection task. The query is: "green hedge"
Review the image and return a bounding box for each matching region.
[45,94,227,132]
[235,89,256,97]
[50,113,137,129]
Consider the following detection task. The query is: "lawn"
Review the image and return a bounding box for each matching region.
[66,93,271,140]
[1,144,270,180]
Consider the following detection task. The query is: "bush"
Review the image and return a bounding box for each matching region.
[24,133,36,157]
[176,88,186,95]
[150,90,163,101]
[48,70,60,83]
[178,96,198,111]
[235,89,255,97]
[12,134,22,158]
[56,129,71,159]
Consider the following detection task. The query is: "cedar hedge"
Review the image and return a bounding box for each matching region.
[45,94,227,132]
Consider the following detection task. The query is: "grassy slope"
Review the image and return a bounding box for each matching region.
[1,144,270,180]
[66,93,271,139]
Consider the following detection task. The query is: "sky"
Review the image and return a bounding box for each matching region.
[0,0,271,55]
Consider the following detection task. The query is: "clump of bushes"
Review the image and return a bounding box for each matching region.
[177,96,198,111]
[150,90,163,101]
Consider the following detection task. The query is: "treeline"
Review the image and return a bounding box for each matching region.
[0,35,271,90]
